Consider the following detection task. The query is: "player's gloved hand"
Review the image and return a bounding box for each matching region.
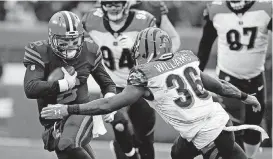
[118,34,134,50]
[160,1,169,15]
[242,95,261,112]
[58,67,77,92]
[41,104,68,119]
[104,111,117,123]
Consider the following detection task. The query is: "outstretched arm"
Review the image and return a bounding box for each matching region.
[41,85,146,119]
[200,72,261,112]
[200,72,245,99]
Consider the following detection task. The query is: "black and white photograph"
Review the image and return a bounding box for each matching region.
[0,0,272,159]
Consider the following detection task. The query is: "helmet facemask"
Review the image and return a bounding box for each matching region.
[50,32,84,60]
[101,1,128,22]
[227,0,254,12]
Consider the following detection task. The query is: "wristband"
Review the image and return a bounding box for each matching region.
[241,92,248,100]
[67,104,80,115]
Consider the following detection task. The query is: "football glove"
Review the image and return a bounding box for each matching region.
[118,34,134,50]
[58,67,77,92]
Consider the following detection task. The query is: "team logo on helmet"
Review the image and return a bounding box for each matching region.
[48,11,84,60]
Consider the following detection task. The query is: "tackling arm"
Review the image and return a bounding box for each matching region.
[197,18,217,71]
[200,72,246,100]
[67,85,145,115]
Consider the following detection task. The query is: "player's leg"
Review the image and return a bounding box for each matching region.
[218,70,246,149]
[56,147,92,159]
[83,144,96,159]
[110,87,138,159]
[213,130,247,159]
[55,115,94,159]
[110,109,138,159]
[128,97,156,159]
[243,73,266,158]
[203,120,247,159]
[171,136,201,159]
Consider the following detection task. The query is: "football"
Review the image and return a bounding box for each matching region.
[47,66,75,82]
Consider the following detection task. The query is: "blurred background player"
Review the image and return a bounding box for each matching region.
[197,0,272,158]
[131,0,181,52]
[81,1,157,159]
[23,11,116,159]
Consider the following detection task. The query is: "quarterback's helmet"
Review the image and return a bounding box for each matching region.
[100,0,130,22]
[132,27,172,65]
[226,0,255,12]
[48,11,84,60]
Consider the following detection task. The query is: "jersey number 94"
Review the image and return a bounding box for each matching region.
[101,46,134,70]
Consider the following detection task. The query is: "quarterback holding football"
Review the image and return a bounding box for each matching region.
[23,11,116,159]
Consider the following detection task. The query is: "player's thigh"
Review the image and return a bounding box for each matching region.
[58,115,93,151]
[171,136,200,159]
[128,97,156,137]
[245,74,266,125]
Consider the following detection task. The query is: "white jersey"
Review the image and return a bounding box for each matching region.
[127,50,229,149]
[207,1,272,79]
[82,9,156,87]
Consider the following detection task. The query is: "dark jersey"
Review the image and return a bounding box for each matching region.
[23,39,116,126]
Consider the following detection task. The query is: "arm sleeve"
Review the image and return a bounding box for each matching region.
[127,67,148,87]
[197,17,217,71]
[200,72,243,99]
[91,62,116,96]
[24,64,60,99]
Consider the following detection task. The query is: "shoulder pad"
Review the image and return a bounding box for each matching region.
[127,67,148,87]
[251,1,272,17]
[83,40,102,70]
[206,1,229,21]
[133,9,156,27]
[23,40,48,68]
[82,9,104,33]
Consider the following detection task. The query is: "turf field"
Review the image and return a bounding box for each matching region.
[0,137,271,159]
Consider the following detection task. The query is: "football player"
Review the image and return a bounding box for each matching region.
[23,11,116,159]
[81,1,157,159]
[131,1,181,52]
[197,0,272,158]
[41,27,268,159]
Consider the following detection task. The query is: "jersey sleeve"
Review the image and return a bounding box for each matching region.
[23,41,47,69]
[85,40,102,71]
[127,67,148,87]
[81,9,104,33]
[134,10,157,28]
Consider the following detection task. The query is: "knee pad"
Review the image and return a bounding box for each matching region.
[111,112,128,132]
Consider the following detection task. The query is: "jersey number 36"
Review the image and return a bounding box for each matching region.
[166,67,210,109]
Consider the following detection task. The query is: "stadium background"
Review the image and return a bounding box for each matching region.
[0,1,271,159]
